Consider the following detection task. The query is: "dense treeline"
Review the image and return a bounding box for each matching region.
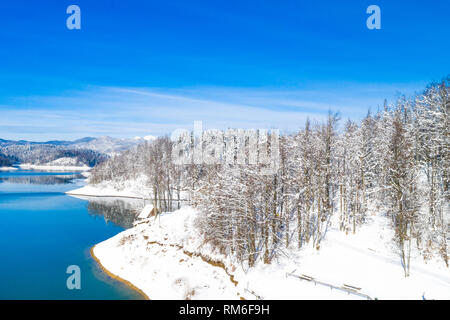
[0,144,107,167]
[90,138,186,212]
[0,152,15,167]
[87,199,140,229]
[90,79,449,275]
[57,149,108,167]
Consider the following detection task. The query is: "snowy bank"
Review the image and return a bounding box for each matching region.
[93,207,450,300]
[66,175,152,198]
[67,184,149,199]
[90,246,149,300]
[93,207,246,299]
[66,176,189,201]
[19,164,91,171]
[0,167,18,171]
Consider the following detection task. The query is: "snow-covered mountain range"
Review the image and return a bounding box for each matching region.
[69,136,149,155]
[0,136,152,167]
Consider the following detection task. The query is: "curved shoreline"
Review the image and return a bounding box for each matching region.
[90,245,150,300]
[67,191,190,201]
[19,164,91,171]
[68,192,146,200]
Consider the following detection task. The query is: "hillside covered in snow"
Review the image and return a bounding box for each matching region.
[93,205,449,300]
[0,136,150,168]
[73,79,449,299]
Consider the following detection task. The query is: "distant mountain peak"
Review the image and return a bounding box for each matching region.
[0,135,152,164]
[133,135,157,141]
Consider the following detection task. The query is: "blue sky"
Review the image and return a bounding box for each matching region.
[0,0,449,141]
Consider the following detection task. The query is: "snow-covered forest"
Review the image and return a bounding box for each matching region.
[0,152,15,167]
[0,136,148,167]
[0,144,107,167]
[89,79,449,276]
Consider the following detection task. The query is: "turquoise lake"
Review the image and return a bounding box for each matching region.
[0,169,144,299]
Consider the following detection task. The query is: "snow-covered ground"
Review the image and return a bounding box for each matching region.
[93,207,246,299]
[19,163,91,171]
[92,206,450,300]
[67,176,152,199]
[71,136,145,156]
[45,157,82,167]
[0,167,18,171]
[67,176,189,201]
[67,184,146,199]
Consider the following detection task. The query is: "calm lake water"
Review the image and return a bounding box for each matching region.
[0,169,145,299]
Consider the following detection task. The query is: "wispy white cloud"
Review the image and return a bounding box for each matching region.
[0,82,424,141]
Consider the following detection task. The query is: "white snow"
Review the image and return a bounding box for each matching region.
[19,163,91,171]
[66,175,189,201]
[81,171,91,178]
[94,207,246,299]
[66,176,152,199]
[0,167,18,171]
[72,136,143,156]
[138,204,155,219]
[46,157,81,166]
[93,206,450,300]
[242,212,450,300]
[134,135,157,142]
[67,185,144,199]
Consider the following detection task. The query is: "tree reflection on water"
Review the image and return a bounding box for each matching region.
[86,198,145,229]
[0,174,83,185]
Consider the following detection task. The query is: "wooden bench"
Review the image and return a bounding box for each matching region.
[300,274,314,281]
[343,284,362,291]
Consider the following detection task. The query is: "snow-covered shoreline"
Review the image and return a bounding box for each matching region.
[91,206,450,300]
[19,164,91,171]
[66,185,150,199]
[90,246,149,300]
[69,180,449,300]
[92,207,249,300]
[66,177,189,201]
[0,167,18,171]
